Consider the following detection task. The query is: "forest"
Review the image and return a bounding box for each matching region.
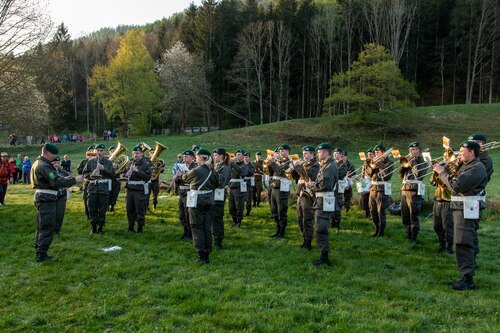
[0,0,498,137]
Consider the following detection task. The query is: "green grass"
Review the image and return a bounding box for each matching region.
[1,104,499,331]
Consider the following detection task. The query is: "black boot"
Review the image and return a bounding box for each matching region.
[436,242,446,253]
[372,226,380,237]
[128,225,135,233]
[277,226,286,238]
[108,205,114,212]
[303,239,313,250]
[215,239,223,250]
[270,226,281,238]
[232,218,239,227]
[236,219,242,228]
[300,239,305,248]
[445,243,454,254]
[313,252,330,266]
[91,224,97,234]
[377,227,385,237]
[406,226,412,240]
[180,227,187,240]
[97,225,103,234]
[410,227,419,244]
[246,210,250,216]
[451,276,475,290]
[36,252,58,262]
[204,252,210,264]
[137,225,143,233]
[185,229,192,240]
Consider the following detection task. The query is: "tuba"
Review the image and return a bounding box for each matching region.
[109,142,129,175]
[151,141,167,181]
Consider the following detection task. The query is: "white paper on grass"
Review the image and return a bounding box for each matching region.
[101,246,122,252]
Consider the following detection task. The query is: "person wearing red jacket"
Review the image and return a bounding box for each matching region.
[0,152,14,205]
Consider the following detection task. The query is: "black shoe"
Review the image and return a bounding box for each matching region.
[300,240,305,248]
[137,225,143,233]
[445,247,454,254]
[128,225,136,233]
[153,204,157,210]
[313,254,330,266]
[97,225,103,234]
[36,253,58,262]
[246,211,250,216]
[276,227,285,238]
[303,240,313,250]
[410,238,417,244]
[270,227,281,238]
[215,241,223,250]
[377,229,385,237]
[91,225,97,234]
[451,278,475,291]
[436,245,446,253]
[108,205,114,212]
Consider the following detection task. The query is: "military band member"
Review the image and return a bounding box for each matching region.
[124,145,152,233]
[308,143,338,266]
[107,146,121,212]
[332,148,347,230]
[398,142,428,243]
[265,144,293,238]
[183,148,219,263]
[51,157,71,234]
[360,149,374,218]
[175,150,197,239]
[228,149,249,227]
[83,143,114,234]
[253,152,264,207]
[291,145,320,250]
[430,151,454,254]
[243,152,255,216]
[468,134,493,184]
[148,147,165,210]
[365,144,394,237]
[77,146,95,219]
[341,151,355,213]
[212,148,231,249]
[31,143,82,262]
[433,141,487,290]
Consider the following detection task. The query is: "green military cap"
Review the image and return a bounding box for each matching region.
[333,147,344,154]
[235,148,245,154]
[52,156,61,162]
[44,143,59,154]
[408,141,420,148]
[108,146,115,151]
[213,147,226,155]
[373,144,386,152]
[197,148,211,156]
[244,152,251,157]
[1,152,8,157]
[302,145,316,152]
[95,143,105,150]
[191,145,200,151]
[279,144,291,151]
[132,145,143,152]
[460,141,480,154]
[183,150,195,156]
[343,150,348,156]
[256,151,262,155]
[87,145,95,151]
[317,142,333,151]
[468,134,487,143]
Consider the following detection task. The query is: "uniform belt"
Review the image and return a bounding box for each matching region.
[371,181,388,185]
[271,176,288,181]
[451,195,486,202]
[179,185,190,190]
[229,179,244,182]
[244,177,254,180]
[315,192,334,198]
[402,180,422,184]
[128,181,145,185]
[35,189,58,196]
[192,190,212,195]
[89,179,110,184]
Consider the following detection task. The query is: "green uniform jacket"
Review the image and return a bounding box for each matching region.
[312,157,338,209]
[439,158,487,210]
[183,164,219,205]
[215,162,231,189]
[398,155,428,191]
[267,157,291,188]
[82,157,114,194]
[228,160,248,188]
[31,156,76,198]
[478,151,493,184]
[125,157,152,191]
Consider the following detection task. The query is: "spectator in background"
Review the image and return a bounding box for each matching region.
[72,134,77,142]
[21,156,32,184]
[61,154,71,173]
[14,154,23,183]
[9,158,16,183]
[63,134,68,143]
[40,135,45,144]
[8,134,17,146]
[111,129,117,139]
[0,152,13,205]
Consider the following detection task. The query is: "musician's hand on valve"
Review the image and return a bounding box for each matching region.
[433,163,445,174]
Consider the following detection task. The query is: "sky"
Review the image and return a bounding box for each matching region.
[47,0,204,38]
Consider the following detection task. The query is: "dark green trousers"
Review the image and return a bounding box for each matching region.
[401,190,423,232]
[88,193,109,227]
[126,190,147,227]
[189,203,214,254]
[453,209,479,278]
[297,196,314,241]
[433,200,453,245]
[228,187,245,221]
[213,201,225,242]
[178,191,191,231]
[315,207,333,254]
[270,188,289,228]
[35,200,56,253]
[369,189,389,230]
[54,195,67,233]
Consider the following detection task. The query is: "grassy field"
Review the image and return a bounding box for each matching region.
[1,104,499,331]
